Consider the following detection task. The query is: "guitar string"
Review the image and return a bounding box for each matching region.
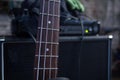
[49,0,55,78]
[36,0,46,80]
[42,0,51,80]
[49,4,52,80]
[54,0,57,77]
[50,0,56,78]
[55,0,61,77]
[51,0,61,78]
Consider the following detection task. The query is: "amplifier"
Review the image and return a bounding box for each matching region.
[0,37,35,80]
[0,35,112,80]
[60,20,100,36]
[58,35,112,80]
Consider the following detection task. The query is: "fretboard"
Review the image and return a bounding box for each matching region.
[34,0,60,80]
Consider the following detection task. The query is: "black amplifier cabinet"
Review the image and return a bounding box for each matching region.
[0,37,35,80]
[0,35,112,80]
[58,35,112,80]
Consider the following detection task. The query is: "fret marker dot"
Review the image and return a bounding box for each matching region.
[48,21,51,24]
[46,48,49,51]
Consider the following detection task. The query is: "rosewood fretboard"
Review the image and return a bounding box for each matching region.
[34,0,60,80]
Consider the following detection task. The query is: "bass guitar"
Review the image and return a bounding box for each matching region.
[33,0,60,80]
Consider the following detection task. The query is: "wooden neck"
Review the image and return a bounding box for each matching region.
[34,0,60,80]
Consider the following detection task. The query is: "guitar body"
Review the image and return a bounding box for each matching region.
[34,0,60,80]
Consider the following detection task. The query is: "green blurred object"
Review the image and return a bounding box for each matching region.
[67,0,85,12]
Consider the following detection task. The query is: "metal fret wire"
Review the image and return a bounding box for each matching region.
[37,27,59,31]
[34,68,58,70]
[36,42,59,45]
[39,13,60,17]
[36,0,45,80]
[42,0,51,80]
[35,55,59,57]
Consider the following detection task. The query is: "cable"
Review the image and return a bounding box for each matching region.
[74,11,86,80]
[27,30,37,43]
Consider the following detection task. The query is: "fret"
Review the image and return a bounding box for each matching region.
[49,0,60,3]
[34,68,58,70]
[37,27,59,31]
[35,55,59,57]
[39,13,60,17]
[36,41,59,44]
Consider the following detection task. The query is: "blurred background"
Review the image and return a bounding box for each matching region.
[0,0,120,80]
